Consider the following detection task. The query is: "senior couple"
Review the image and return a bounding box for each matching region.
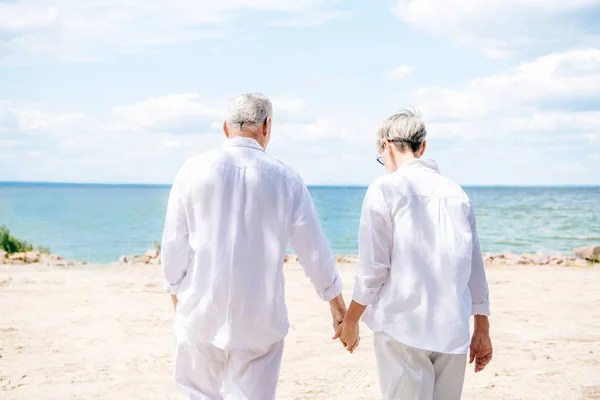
[161,93,492,400]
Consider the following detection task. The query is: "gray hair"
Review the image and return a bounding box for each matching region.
[226,93,273,130]
[376,109,427,153]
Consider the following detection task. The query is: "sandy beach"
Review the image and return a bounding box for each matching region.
[1,262,599,400]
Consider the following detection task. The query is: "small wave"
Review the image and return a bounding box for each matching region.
[494,240,528,246]
[576,236,600,241]
[548,236,600,241]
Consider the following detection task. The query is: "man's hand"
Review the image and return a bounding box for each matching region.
[331,300,367,353]
[171,294,178,311]
[329,294,347,335]
[333,320,360,353]
[470,315,492,372]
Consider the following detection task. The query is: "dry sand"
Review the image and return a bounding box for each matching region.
[1,262,599,400]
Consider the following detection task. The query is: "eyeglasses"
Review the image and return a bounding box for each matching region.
[376,156,384,165]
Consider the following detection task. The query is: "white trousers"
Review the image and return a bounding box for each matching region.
[374,332,467,400]
[174,326,284,400]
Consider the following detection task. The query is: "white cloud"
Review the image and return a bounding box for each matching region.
[0,96,229,183]
[387,64,412,81]
[111,93,223,133]
[392,0,600,57]
[161,139,183,149]
[0,100,88,137]
[0,139,19,148]
[271,97,307,116]
[110,93,310,133]
[0,101,19,133]
[0,4,59,32]
[273,10,354,27]
[0,0,347,64]
[277,113,377,143]
[16,110,87,133]
[412,49,600,122]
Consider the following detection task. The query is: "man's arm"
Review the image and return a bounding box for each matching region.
[335,183,392,352]
[467,206,492,372]
[161,173,192,308]
[468,206,491,317]
[288,183,346,326]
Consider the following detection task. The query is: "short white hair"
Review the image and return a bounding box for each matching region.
[227,93,273,129]
[376,109,427,153]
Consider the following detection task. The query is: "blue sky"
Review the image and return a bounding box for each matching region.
[1,0,600,185]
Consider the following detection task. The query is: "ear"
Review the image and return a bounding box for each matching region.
[223,120,230,138]
[263,117,272,138]
[420,140,427,156]
[383,139,391,152]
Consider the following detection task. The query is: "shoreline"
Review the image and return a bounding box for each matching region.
[1,247,599,267]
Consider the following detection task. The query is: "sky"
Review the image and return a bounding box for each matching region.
[1,0,600,186]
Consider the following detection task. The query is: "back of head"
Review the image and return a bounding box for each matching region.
[224,93,273,149]
[376,109,427,154]
[227,93,273,131]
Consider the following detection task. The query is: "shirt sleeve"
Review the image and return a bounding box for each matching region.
[161,171,192,295]
[352,182,392,306]
[468,206,491,316]
[289,182,342,302]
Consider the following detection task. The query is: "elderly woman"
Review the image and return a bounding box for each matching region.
[335,110,493,400]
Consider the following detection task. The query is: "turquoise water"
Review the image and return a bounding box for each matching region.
[1,183,599,263]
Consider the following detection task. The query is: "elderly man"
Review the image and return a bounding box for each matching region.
[161,93,346,400]
[335,110,492,400]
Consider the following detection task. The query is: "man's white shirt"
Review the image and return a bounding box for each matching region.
[161,137,342,351]
[353,158,490,354]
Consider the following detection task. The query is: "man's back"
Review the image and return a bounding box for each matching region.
[162,93,345,400]
[162,137,341,351]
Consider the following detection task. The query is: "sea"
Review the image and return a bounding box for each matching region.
[1,183,599,264]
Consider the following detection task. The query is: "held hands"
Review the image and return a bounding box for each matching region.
[328,294,360,353]
[332,320,360,353]
[331,299,366,353]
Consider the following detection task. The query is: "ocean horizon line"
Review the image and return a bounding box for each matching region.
[1,180,600,189]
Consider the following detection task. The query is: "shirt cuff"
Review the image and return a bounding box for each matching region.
[319,274,343,302]
[471,301,491,316]
[162,280,181,295]
[352,284,380,306]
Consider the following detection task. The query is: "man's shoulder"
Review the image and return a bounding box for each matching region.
[174,150,222,179]
[256,154,304,185]
[187,149,222,165]
[177,148,304,187]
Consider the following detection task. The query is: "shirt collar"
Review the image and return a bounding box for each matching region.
[399,158,441,174]
[222,136,265,152]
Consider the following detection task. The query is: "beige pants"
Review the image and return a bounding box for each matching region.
[174,325,284,400]
[374,332,467,400]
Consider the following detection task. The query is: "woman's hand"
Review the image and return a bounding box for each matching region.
[333,320,360,353]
